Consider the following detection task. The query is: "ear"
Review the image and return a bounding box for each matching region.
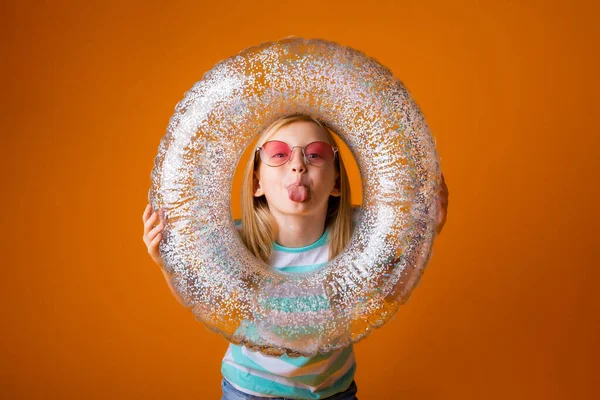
[253,171,264,197]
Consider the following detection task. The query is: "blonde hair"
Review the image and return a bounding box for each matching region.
[240,114,353,262]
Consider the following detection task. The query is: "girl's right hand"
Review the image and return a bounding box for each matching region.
[142,204,187,306]
[435,173,449,236]
[142,204,166,267]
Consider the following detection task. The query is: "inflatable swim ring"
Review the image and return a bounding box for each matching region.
[149,37,442,357]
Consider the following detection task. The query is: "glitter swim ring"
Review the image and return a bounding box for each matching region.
[149,37,442,357]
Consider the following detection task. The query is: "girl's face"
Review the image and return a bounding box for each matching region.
[254,121,340,217]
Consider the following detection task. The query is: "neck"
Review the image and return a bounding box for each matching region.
[270,209,328,248]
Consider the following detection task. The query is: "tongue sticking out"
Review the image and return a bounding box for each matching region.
[288,185,309,202]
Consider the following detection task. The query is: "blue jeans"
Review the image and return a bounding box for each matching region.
[221,378,359,400]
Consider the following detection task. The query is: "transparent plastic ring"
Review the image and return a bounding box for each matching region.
[149,37,442,357]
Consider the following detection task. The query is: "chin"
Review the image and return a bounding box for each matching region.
[266,199,310,216]
[283,201,313,214]
[287,198,331,217]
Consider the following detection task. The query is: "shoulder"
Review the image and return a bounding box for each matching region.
[234,219,242,232]
[350,205,362,230]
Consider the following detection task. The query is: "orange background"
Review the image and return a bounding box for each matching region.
[4,0,599,398]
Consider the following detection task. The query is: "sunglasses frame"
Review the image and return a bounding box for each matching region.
[255,140,339,168]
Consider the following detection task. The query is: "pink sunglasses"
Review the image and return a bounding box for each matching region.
[256,140,339,167]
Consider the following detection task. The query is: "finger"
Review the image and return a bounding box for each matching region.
[145,227,157,244]
[145,211,158,229]
[143,204,152,222]
[150,232,162,248]
[144,212,158,233]
[149,221,165,238]
[143,228,153,246]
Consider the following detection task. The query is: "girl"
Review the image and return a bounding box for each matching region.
[143,114,449,399]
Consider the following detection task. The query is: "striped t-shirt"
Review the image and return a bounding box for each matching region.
[221,224,356,399]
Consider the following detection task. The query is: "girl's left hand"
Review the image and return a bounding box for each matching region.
[435,173,449,236]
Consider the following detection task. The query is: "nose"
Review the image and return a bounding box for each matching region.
[289,147,307,173]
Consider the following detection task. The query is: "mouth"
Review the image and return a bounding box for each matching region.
[286,182,310,202]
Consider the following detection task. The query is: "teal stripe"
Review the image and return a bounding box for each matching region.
[273,230,328,253]
[286,346,354,387]
[269,324,328,338]
[221,361,356,399]
[235,322,261,341]
[278,262,327,273]
[259,295,330,313]
[229,344,271,374]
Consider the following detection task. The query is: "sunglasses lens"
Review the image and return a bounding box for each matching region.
[259,141,336,167]
[261,141,290,166]
[305,142,335,166]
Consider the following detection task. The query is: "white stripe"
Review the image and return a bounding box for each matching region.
[268,244,329,268]
[239,345,347,377]
[223,359,322,392]
[259,309,333,327]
